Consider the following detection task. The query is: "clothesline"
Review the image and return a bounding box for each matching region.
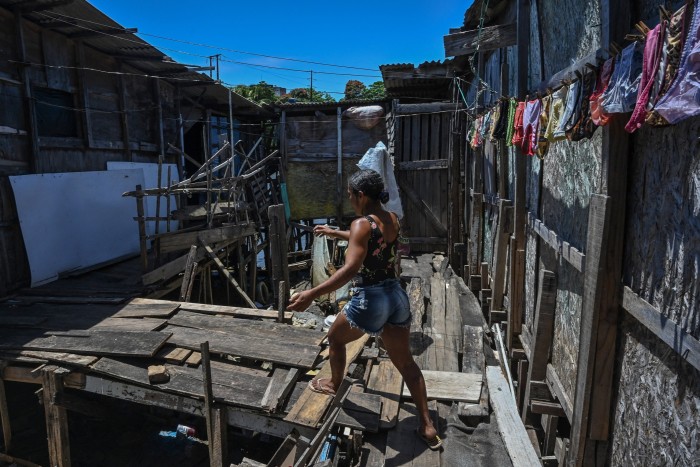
[464,0,699,156]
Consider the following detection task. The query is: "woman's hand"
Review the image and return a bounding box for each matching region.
[313,225,335,238]
[287,290,314,312]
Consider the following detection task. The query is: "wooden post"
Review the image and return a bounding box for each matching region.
[117,63,132,161]
[278,280,287,323]
[41,366,71,467]
[268,204,289,311]
[179,246,198,302]
[202,243,256,308]
[336,107,343,226]
[491,200,513,310]
[15,8,39,172]
[0,362,11,453]
[521,269,556,423]
[506,0,530,369]
[448,109,462,267]
[200,342,226,467]
[74,40,93,149]
[135,185,148,271]
[469,193,484,275]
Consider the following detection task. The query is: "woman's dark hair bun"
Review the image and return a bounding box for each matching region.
[379,190,390,203]
[348,169,386,202]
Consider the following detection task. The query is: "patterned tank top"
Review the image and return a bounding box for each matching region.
[357,215,399,286]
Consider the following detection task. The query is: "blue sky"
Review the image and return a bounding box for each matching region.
[89,1,472,97]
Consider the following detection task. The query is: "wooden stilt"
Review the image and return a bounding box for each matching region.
[180,245,198,302]
[0,362,11,453]
[41,366,71,467]
[135,185,148,271]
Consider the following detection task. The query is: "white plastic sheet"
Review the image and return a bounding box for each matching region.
[10,170,145,286]
[356,141,404,219]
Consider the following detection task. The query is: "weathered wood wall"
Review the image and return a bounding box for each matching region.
[282,106,387,221]
[0,8,254,296]
[463,0,699,464]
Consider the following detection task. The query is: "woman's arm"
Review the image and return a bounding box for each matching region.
[313,224,350,241]
[288,219,369,311]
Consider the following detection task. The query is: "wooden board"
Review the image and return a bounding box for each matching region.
[384,401,440,467]
[401,370,482,402]
[0,350,97,366]
[113,298,180,318]
[367,360,403,430]
[444,23,517,57]
[90,357,268,410]
[336,392,382,433]
[0,330,170,357]
[260,368,299,413]
[284,335,369,427]
[176,301,292,320]
[91,317,166,332]
[486,366,541,467]
[168,310,325,346]
[162,325,319,369]
[156,346,193,364]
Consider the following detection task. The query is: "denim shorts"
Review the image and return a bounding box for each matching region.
[342,279,412,336]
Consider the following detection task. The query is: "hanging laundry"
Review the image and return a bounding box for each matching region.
[653,0,700,125]
[488,104,501,140]
[544,86,569,142]
[522,98,542,156]
[505,98,518,146]
[511,101,526,147]
[600,41,644,113]
[492,99,509,140]
[470,116,482,148]
[626,24,665,133]
[554,79,581,138]
[647,3,690,126]
[536,95,551,157]
[568,68,598,141]
[590,57,616,126]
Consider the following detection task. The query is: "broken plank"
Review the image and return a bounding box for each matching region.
[186,351,202,367]
[91,317,166,332]
[261,368,299,413]
[0,350,97,367]
[156,346,193,364]
[401,370,482,402]
[486,366,541,467]
[367,360,403,430]
[162,325,319,369]
[158,224,255,253]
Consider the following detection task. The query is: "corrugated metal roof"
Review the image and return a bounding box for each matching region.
[0,0,271,117]
[272,98,390,111]
[379,60,456,99]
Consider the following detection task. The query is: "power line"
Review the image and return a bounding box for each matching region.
[39,11,379,72]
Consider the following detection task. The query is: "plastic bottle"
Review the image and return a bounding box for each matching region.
[176,424,196,438]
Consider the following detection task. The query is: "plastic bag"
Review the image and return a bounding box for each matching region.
[344,105,384,130]
[357,141,404,219]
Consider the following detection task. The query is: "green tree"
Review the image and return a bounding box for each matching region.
[361,81,386,99]
[281,88,335,103]
[232,81,277,104]
[344,80,366,100]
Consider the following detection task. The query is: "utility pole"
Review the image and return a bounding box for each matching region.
[309,70,313,101]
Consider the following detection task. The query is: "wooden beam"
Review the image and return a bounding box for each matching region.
[487,366,541,467]
[15,9,39,172]
[528,212,585,272]
[202,243,256,308]
[521,270,556,423]
[42,366,71,467]
[444,23,517,57]
[546,364,573,422]
[491,200,513,309]
[394,102,463,114]
[397,159,448,171]
[268,204,289,316]
[621,286,700,372]
[569,194,612,466]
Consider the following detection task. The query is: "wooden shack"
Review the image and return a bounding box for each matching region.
[0,0,269,297]
[427,0,700,465]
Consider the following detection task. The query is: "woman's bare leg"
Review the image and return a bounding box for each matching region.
[380,324,437,440]
[323,312,365,392]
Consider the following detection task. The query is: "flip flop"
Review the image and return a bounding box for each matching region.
[416,428,443,451]
[308,377,336,396]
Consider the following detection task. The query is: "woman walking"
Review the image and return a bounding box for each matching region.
[287,169,441,450]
